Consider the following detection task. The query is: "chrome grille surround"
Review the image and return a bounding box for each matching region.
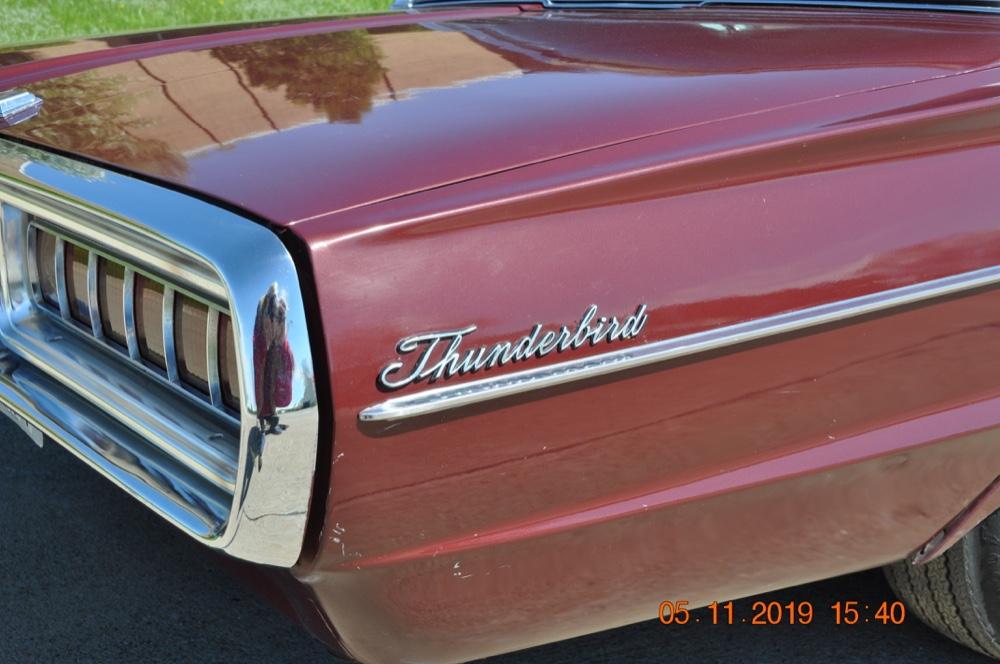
[0,139,319,567]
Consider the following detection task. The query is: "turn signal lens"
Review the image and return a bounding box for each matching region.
[97,258,127,346]
[64,242,90,324]
[218,314,239,411]
[135,275,166,369]
[35,229,59,307]
[175,294,209,394]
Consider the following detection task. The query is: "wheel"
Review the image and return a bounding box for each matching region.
[885,511,1000,659]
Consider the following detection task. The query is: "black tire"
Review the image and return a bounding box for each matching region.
[885,511,1000,659]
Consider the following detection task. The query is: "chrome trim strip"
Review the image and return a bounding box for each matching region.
[162,286,178,383]
[3,192,227,306]
[206,307,222,406]
[360,265,1000,422]
[0,138,318,567]
[53,236,69,319]
[122,267,140,361]
[0,349,230,536]
[29,223,224,310]
[86,250,101,338]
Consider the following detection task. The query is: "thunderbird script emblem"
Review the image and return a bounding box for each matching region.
[377,304,648,391]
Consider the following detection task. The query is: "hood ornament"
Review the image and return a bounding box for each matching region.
[0,90,43,128]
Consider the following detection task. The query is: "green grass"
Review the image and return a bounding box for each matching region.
[2,0,391,47]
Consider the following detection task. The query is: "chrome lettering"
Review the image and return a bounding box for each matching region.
[376,305,648,391]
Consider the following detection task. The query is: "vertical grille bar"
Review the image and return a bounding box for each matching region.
[162,286,179,383]
[53,236,70,319]
[86,250,102,338]
[24,219,39,302]
[206,307,222,407]
[122,267,140,361]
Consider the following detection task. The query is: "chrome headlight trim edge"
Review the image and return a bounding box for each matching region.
[0,138,319,567]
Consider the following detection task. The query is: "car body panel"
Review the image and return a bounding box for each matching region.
[2,8,1000,224]
[3,6,1000,664]
[280,57,1000,660]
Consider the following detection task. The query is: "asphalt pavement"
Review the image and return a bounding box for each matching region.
[0,417,992,663]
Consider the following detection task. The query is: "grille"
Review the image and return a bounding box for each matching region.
[3,208,241,513]
[30,225,240,415]
[0,139,318,567]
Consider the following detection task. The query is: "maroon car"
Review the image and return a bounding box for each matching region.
[2,0,1000,661]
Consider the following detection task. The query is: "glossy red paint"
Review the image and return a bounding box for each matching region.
[282,65,1000,661]
[0,7,522,89]
[2,8,1000,224]
[4,6,1000,664]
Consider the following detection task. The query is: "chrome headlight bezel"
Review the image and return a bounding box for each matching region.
[0,138,319,567]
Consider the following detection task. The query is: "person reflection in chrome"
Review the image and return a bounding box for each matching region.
[248,283,293,471]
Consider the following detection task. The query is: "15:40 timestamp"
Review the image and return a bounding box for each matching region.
[658,600,906,626]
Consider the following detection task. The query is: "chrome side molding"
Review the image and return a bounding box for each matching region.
[360,265,1000,422]
[0,138,318,567]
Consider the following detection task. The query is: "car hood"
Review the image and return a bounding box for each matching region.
[2,6,1000,226]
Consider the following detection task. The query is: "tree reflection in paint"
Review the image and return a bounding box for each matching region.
[17,72,187,178]
[212,31,384,124]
